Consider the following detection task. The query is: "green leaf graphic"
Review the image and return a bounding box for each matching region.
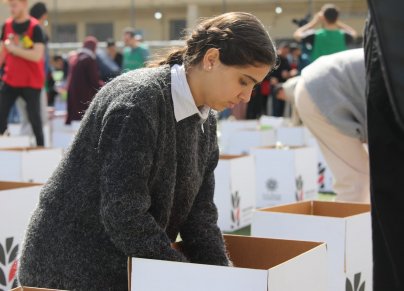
[346,278,354,291]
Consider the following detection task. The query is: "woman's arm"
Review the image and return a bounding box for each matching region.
[179,119,231,266]
[98,105,188,262]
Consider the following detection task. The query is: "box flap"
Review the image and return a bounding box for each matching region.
[219,155,249,160]
[0,181,42,191]
[0,147,46,152]
[10,287,68,291]
[259,200,370,218]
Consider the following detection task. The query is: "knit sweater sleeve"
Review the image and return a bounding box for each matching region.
[179,119,231,266]
[97,104,188,263]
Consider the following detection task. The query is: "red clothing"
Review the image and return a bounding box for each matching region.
[2,17,45,89]
[66,49,102,124]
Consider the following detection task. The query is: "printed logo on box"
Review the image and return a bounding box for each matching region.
[231,191,241,229]
[295,175,304,201]
[0,237,19,291]
[346,272,366,291]
[263,178,281,201]
[318,162,326,191]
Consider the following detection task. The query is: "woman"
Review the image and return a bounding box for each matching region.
[66,36,103,124]
[18,12,276,290]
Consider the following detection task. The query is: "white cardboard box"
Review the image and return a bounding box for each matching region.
[129,235,327,291]
[0,136,31,149]
[251,146,317,208]
[276,126,312,147]
[252,201,372,291]
[225,129,276,155]
[218,120,258,153]
[0,147,63,183]
[214,155,256,232]
[0,182,42,290]
[307,137,334,193]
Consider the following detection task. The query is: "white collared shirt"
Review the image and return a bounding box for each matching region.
[171,64,210,123]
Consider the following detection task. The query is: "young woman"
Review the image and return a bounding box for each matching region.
[18,12,276,290]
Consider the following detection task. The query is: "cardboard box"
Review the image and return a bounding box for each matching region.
[218,120,258,153]
[10,288,67,291]
[307,138,334,193]
[0,136,31,149]
[51,119,80,150]
[225,129,276,155]
[252,201,372,291]
[0,148,63,183]
[11,287,66,291]
[251,146,317,208]
[0,182,42,291]
[214,155,256,232]
[276,126,312,147]
[129,235,327,291]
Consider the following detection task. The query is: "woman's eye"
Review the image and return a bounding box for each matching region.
[240,79,248,86]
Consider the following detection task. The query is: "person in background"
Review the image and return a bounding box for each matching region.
[294,49,369,203]
[18,12,276,290]
[106,38,123,69]
[47,54,68,107]
[122,27,150,71]
[288,42,310,75]
[15,1,50,140]
[66,36,103,124]
[0,0,45,146]
[270,42,292,117]
[293,4,357,62]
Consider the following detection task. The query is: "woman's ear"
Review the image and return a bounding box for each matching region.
[202,48,220,71]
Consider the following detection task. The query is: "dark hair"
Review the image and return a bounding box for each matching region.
[322,4,339,24]
[106,38,116,47]
[123,27,135,38]
[53,54,63,62]
[30,2,47,20]
[149,12,277,69]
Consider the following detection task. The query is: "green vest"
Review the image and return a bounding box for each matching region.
[122,46,149,71]
[310,29,347,62]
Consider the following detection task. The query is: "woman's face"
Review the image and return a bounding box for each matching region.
[199,49,271,112]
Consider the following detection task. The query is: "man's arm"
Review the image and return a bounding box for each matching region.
[294,13,321,41]
[337,21,358,39]
[4,41,44,62]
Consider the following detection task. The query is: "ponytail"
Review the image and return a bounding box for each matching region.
[148,47,186,68]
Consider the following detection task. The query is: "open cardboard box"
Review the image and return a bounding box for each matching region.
[1,182,42,291]
[226,129,277,155]
[252,201,372,291]
[251,146,317,208]
[0,136,31,149]
[128,235,327,291]
[10,288,68,291]
[0,147,63,183]
[214,155,256,232]
[276,126,312,147]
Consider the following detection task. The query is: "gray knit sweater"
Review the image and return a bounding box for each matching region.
[18,66,230,290]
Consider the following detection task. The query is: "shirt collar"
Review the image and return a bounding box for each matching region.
[171,64,210,123]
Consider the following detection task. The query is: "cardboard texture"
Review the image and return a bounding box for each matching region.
[226,129,276,155]
[252,146,317,208]
[276,127,312,147]
[252,201,373,291]
[0,136,30,149]
[129,235,327,291]
[0,182,42,291]
[10,288,67,291]
[218,120,259,154]
[0,148,63,183]
[214,155,256,232]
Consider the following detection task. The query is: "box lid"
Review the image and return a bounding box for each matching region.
[258,200,370,219]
